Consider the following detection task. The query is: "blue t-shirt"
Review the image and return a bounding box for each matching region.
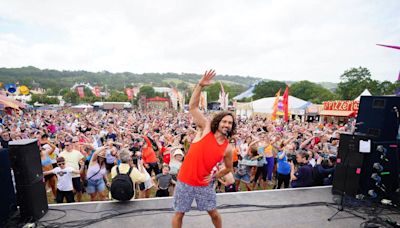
[277,151,291,175]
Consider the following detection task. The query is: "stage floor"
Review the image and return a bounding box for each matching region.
[39,186,399,228]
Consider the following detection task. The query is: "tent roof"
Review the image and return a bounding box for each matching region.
[354,89,371,101]
[0,94,26,109]
[250,95,309,114]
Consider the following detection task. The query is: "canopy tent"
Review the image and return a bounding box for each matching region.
[236,95,309,117]
[0,94,26,109]
[251,95,309,114]
[354,89,371,101]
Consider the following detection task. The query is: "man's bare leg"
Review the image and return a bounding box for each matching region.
[172,212,185,228]
[207,209,222,228]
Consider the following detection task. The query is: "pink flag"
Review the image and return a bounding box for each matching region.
[125,88,133,100]
[77,86,85,98]
[92,86,101,97]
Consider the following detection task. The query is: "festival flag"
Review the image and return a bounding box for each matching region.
[271,89,281,120]
[282,86,289,122]
[93,86,101,97]
[199,91,207,111]
[218,81,229,110]
[125,88,133,100]
[77,86,85,98]
[376,44,400,50]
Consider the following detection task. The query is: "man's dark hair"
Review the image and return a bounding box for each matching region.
[298,151,309,160]
[210,111,236,138]
[41,133,49,139]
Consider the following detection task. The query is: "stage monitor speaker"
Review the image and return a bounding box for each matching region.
[356,96,400,141]
[9,139,48,221]
[15,181,48,221]
[0,149,17,225]
[9,139,43,185]
[332,133,367,196]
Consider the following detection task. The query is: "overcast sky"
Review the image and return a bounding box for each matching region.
[0,0,399,82]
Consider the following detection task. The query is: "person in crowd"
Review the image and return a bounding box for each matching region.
[110,149,148,200]
[154,164,176,197]
[59,137,85,202]
[313,154,336,186]
[86,147,108,201]
[275,144,291,189]
[0,131,11,148]
[290,151,314,188]
[40,137,58,199]
[43,157,84,203]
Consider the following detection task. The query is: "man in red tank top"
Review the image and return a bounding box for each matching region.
[172,70,235,228]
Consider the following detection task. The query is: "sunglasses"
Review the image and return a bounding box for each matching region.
[57,163,65,166]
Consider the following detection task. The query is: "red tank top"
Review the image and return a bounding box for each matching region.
[178,132,228,186]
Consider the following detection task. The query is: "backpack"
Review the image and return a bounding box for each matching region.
[110,166,134,201]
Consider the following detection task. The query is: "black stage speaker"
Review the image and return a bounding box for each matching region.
[356,96,400,141]
[9,139,48,221]
[9,139,43,185]
[332,133,367,196]
[15,181,48,221]
[0,149,17,225]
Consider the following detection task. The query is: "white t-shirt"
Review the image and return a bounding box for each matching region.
[59,150,84,178]
[52,167,74,191]
[239,143,249,158]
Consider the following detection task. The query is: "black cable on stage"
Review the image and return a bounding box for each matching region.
[37,201,335,228]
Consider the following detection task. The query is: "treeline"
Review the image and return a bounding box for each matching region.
[247,67,399,104]
[0,66,259,95]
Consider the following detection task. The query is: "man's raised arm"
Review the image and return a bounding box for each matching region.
[189,70,216,130]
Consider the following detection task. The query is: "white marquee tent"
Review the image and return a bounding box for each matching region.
[236,95,309,117]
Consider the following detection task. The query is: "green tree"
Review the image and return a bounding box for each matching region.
[252,80,287,100]
[106,91,128,102]
[379,80,399,95]
[63,90,79,104]
[336,67,380,100]
[204,82,245,101]
[137,85,155,98]
[177,82,189,91]
[290,80,337,104]
[28,94,59,105]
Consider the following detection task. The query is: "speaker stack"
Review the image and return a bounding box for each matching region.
[0,149,17,225]
[8,139,48,221]
[333,96,400,202]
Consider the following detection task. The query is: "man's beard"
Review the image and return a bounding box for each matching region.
[219,128,231,137]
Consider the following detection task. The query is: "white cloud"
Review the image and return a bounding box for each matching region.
[0,0,399,82]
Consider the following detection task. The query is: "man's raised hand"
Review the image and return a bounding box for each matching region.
[199,69,216,87]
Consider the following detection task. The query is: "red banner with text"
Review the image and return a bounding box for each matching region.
[323,100,359,112]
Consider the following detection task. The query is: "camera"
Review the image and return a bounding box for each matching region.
[287,153,297,165]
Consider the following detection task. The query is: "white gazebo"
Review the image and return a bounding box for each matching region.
[354,89,371,101]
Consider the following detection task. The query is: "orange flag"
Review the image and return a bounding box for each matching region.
[271,89,281,120]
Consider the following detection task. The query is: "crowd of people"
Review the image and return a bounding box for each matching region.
[0,107,349,204]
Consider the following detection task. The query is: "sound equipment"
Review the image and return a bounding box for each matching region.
[0,149,17,225]
[9,139,48,221]
[332,133,367,196]
[333,133,400,200]
[9,139,43,185]
[356,96,400,141]
[359,141,399,196]
[15,181,48,221]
